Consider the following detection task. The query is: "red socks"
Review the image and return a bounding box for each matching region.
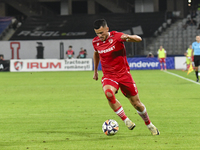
[114,106,127,121]
[137,107,151,125]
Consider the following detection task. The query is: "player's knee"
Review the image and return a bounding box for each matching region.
[105,89,114,98]
[134,103,142,110]
[105,89,116,104]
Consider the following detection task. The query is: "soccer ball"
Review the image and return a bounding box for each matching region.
[102,119,119,136]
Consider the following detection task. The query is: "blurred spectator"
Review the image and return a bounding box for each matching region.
[183,18,197,29]
[190,10,197,19]
[66,45,74,59]
[0,54,9,71]
[77,47,87,58]
[147,52,154,58]
[0,54,4,61]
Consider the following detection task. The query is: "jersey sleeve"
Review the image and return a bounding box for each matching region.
[114,31,126,42]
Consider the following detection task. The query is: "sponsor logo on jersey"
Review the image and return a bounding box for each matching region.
[108,39,113,44]
[98,45,115,54]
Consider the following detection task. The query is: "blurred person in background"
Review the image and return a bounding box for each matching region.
[0,54,9,71]
[0,54,4,61]
[157,46,167,70]
[147,52,154,58]
[184,45,193,71]
[66,45,74,59]
[77,47,87,58]
[191,36,200,82]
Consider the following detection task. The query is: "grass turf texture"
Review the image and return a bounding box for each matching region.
[0,70,199,150]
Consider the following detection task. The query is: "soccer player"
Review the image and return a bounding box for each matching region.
[191,35,200,82]
[157,46,167,70]
[92,19,159,135]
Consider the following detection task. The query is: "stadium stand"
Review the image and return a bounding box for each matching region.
[9,12,165,40]
[147,10,200,56]
[0,17,13,40]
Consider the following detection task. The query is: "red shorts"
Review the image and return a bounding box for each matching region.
[101,71,138,97]
[159,58,166,63]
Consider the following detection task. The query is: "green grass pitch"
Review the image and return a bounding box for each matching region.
[0,70,199,150]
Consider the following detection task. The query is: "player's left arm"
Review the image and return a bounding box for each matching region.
[121,34,142,42]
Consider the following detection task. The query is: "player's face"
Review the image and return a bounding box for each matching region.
[94,26,109,41]
[196,36,200,42]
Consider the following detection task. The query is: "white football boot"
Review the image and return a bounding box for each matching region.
[147,123,160,135]
[125,118,136,130]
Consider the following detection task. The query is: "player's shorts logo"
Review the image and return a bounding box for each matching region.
[14,61,23,71]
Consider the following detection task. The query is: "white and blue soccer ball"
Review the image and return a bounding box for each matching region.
[102,119,119,136]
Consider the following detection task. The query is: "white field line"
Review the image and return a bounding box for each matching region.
[164,71,200,85]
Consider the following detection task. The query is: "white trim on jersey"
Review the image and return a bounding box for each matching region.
[101,78,119,85]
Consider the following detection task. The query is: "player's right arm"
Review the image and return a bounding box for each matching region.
[93,51,100,80]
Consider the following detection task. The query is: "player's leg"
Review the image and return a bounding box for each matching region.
[186,58,190,71]
[119,73,159,135]
[128,95,150,125]
[159,59,163,70]
[194,56,199,82]
[163,58,167,70]
[102,83,135,130]
[128,95,159,135]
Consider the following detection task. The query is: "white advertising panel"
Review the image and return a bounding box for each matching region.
[175,56,186,70]
[10,59,93,72]
[0,39,93,60]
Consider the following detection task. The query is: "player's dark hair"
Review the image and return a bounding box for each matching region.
[93,19,107,29]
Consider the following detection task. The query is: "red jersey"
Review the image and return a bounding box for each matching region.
[92,31,130,77]
[66,50,74,55]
